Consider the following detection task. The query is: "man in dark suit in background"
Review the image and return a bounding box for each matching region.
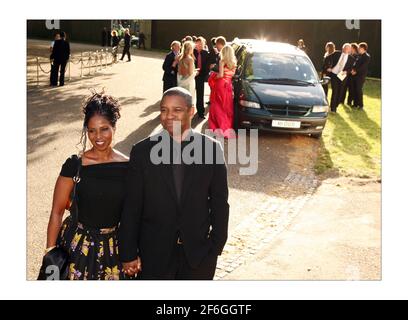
[341,42,359,105]
[351,42,371,110]
[162,41,181,92]
[327,43,355,112]
[119,87,229,280]
[50,31,70,87]
[120,28,131,62]
[194,37,210,118]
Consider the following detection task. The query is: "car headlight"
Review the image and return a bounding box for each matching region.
[312,105,329,113]
[240,100,261,109]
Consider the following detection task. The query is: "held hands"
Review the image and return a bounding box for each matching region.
[122,256,142,277]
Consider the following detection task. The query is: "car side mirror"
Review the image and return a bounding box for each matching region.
[320,76,331,85]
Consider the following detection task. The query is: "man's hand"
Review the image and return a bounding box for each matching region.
[122,257,142,276]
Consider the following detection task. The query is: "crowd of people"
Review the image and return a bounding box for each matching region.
[162,35,237,138]
[321,41,371,112]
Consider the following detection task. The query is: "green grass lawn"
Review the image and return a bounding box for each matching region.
[315,79,381,178]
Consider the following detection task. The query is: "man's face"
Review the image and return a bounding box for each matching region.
[343,45,351,54]
[173,43,180,53]
[195,40,203,51]
[216,42,224,52]
[358,47,366,55]
[160,95,195,137]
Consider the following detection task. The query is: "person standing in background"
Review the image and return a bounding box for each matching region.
[341,42,359,105]
[138,32,146,49]
[194,37,210,119]
[297,39,307,52]
[111,30,120,63]
[50,31,70,87]
[351,42,371,110]
[321,42,335,97]
[162,41,181,92]
[326,43,355,113]
[120,28,131,62]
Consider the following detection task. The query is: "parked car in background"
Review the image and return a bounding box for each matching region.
[231,39,330,139]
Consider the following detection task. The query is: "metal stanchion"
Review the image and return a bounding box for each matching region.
[88,52,91,76]
[68,57,71,82]
[80,52,83,77]
[36,57,39,87]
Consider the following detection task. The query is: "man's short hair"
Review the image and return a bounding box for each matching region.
[170,40,181,50]
[162,87,193,108]
[215,36,227,46]
[342,43,351,49]
[59,31,66,38]
[359,42,368,51]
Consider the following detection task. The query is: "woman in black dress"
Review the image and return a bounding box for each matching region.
[45,92,140,280]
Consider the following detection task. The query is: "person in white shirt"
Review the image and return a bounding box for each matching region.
[327,43,355,112]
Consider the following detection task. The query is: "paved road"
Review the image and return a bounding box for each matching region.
[27,40,380,280]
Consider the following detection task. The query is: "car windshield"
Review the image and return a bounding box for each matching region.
[244,52,319,84]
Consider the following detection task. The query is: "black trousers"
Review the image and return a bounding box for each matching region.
[330,76,346,112]
[340,76,353,104]
[195,76,206,116]
[354,76,366,108]
[163,78,177,93]
[120,46,131,61]
[347,76,356,105]
[138,242,218,280]
[50,60,67,86]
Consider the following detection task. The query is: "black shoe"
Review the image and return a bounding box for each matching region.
[127,60,131,62]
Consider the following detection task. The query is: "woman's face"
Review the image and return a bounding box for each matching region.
[87,114,115,152]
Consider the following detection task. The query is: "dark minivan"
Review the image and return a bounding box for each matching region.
[231,39,330,138]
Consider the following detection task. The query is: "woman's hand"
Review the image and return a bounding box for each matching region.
[122,256,142,276]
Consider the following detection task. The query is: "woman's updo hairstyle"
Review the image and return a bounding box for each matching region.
[78,90,121,155]
[82,90,121,128]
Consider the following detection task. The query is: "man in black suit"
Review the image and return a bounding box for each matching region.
[50,31,70,87]
[341,43,360,105]
[120,28,131,62]
[351,42,371,110]
[162,41,181,93]
[327,43,355,112]
[119,87,230,280]
[194,37,210,118]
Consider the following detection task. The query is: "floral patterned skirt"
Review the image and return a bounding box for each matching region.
[57,216,126,280]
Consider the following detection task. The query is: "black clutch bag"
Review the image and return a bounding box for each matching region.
[37,156,82,280]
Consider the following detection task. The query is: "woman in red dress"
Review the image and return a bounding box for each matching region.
[208,45,237,139]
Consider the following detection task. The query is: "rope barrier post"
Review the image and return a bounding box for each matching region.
[105,48,108,68]
[80,52,83,77]
[88,52,91,76]
[68,57,71,82]
[36,57,39,87]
